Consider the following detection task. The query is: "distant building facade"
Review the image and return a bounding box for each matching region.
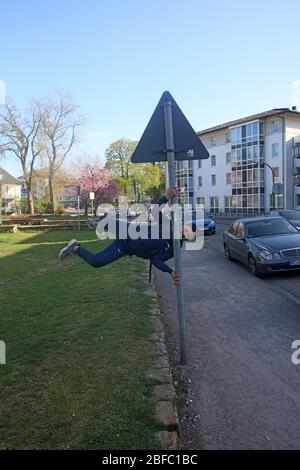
[175,108,300,214]
[58,184,78,209]
[0,167,22,213]
[18,173,49,200]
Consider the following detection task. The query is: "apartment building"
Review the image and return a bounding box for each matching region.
[176,108,300,213]
[18,172,49,200]
[0,167,21,213]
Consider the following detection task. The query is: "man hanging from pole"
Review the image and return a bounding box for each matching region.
[59,187,195,287]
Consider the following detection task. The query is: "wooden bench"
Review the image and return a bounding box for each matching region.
[2,218,47,225]
[17,223,88,231]
[42,219,79,226]
[0,225,18,233]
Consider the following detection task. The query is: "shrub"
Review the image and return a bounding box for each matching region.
[34,199,52,214]
[55,203,65,215]
[11,197,28,215]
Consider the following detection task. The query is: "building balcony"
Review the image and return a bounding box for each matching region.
[293,137,300,158]
[294,150,300,159]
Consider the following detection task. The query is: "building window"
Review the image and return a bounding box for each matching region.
[260,122,264,135]
[224,195,233,209]
[197,197,205,206]
[297,195,300,206]
[198,176,202,187]
[211,174,216,186]
[271,194,284,209]
[211,155,216,166]
[226,173,231,185]
[230,127,241,142]
[210,196,219,212]
[272,143,279,157]
[226,152,231,164]
[271,120,280,133]
[210,136,216,147]
[198,159,202,169]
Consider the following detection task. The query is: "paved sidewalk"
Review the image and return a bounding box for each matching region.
[154,245,300,450]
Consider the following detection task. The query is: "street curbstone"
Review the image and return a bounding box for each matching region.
[154,431,179,450]
[155,401,179,429]
[144,269,179,450]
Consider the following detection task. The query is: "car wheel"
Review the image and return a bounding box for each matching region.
[248,254,262,277]
[224,243,233,260]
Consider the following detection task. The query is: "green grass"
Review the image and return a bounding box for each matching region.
[0,231,160,449]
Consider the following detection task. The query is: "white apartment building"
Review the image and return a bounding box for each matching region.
[18,172,49,200]
[0,167,21,213]
[176,108,300,214]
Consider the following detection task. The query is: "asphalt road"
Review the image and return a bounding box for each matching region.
[154,223,300,450]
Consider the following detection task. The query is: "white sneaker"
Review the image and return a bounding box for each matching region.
[59,239,79,260]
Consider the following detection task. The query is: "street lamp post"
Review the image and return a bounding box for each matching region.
[249,161,276,211]
[261,162,276,211]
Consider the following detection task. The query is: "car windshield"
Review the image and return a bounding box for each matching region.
[280,211,300,220]
[246,219,298,238]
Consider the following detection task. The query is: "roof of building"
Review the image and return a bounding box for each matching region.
[198,108,300,135]
[0,167,22,185]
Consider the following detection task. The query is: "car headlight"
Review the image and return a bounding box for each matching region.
[259,250,273,261]
[273,252,281,260]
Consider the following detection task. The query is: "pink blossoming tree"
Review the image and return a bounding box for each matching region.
[77,162,119,215]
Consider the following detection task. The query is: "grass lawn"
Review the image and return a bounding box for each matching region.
[0,230,161,450]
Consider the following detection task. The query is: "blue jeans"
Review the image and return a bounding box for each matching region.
[77,240,127,268]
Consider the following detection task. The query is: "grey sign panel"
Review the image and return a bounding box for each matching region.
[131,91,209,163]
[273,183,284,195]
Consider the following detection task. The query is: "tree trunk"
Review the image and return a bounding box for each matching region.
[48,176,55,214]
[27,190,34,215]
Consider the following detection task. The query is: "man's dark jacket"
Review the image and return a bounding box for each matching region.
[127,195,182,274]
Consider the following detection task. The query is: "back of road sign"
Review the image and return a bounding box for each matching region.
[131,91,209,163]
[273,182,284,195]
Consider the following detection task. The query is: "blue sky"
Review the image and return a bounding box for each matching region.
[1,0,300,176]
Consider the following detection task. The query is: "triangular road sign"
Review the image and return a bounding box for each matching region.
[131,91,209,163]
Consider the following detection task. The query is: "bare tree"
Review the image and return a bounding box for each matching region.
[40,93,83,212]
[0,99,42,214]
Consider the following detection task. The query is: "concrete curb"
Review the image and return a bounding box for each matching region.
[142,268,179,450]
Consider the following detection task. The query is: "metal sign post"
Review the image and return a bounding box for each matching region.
[163,98,187,365]
[77,185,81,231]
[90,192,95,217]
[273,183,284,210]
[131,91,209,365]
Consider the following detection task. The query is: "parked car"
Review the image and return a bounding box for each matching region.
[223,216,300,276]
[184,210,216,235]
[271,209,300,230]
